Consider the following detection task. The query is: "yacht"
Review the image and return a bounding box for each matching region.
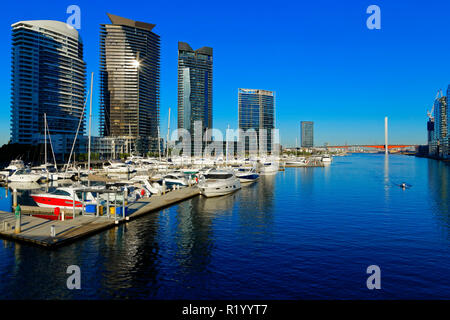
[163,172,190,189]
[31,187,98,209]
[321,155,332,163]
[259,161,279,175]
[103,161,136,176]
[285,157,308,167]
[8,168,44,183]
[234,167,260,184]
[199,169,241,197]
[0,159,25,181]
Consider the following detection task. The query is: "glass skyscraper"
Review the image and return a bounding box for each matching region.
[10,20,86,154]
[301,121,314,148]
[100,13,160,152]
[177,42,213,133]
[238,88,275,153]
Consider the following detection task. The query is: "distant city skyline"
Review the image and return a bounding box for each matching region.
[0,0,449,147]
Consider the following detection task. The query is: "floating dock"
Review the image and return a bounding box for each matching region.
[0,186,200,249]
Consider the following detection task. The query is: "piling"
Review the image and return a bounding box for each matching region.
[14,204,21,234]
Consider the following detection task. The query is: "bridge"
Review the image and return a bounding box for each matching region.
[325,145,417,150]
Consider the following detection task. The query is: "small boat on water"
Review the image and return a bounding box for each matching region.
[321,155,332,163]
[234,167,260,184]
[199,169,241,197]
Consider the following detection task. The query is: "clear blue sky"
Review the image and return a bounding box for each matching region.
[0,0,448,147]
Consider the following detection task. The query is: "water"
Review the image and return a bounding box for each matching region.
[0,154,449,299]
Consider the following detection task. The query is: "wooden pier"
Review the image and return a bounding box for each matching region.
[0,186,201,249]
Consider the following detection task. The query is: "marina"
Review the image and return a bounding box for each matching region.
[1,154,449,299]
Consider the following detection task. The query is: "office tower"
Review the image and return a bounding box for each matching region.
[10,20,86,154]
[447,85,450,159]
[177,42,213,134]
[238,88,275,153]
[434,95,447,158]
[301,121,314,148]
[100,13,160,152]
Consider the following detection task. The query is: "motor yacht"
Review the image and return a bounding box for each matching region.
[199,169,241,197]
[234,167,260,184]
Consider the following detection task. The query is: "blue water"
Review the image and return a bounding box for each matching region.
[0,154,449,299]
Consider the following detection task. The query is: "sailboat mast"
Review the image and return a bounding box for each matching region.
[44,113,47,164]
[88,72,93,172]
[166,108,171,159]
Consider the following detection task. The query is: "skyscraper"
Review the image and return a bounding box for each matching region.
[10,20,86,154]
[100,13,160,152]
[177,42,213,133]
[238,88,275,153]
[301,121,314,148]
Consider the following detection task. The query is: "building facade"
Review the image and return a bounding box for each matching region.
[238,88,275,153]
[10,20,86,156]
[99,13,160,153]
[429,92,448,158]
[301,121,314,148]
[177,42,213,133]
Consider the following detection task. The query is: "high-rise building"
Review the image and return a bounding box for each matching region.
[429,94,448,158]
[301,121,314,148]
[99,13,160,152]
[10,20,86,155]
[238,88,275,153]
[177,42,213,134]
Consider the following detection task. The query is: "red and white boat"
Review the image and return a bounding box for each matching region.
[31,187,98,209]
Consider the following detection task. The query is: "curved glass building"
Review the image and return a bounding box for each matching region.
[10,20,86,155]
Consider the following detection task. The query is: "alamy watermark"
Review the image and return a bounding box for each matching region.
[66,5,81,30]
[66,265,81,290]
[366,5,381,30]
[366,265,381,290]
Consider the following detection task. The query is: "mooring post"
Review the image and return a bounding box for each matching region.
[72,192,76,220]
[114,192,118,224]
[106,196,110,219]
[14,204,21,234]
[50,225,55,237]
[13,188,17,209]
[123,187,127,220]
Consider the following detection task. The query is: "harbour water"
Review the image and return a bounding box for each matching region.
[0,154,449,299]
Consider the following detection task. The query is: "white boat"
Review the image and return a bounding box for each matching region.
[163,172,190,188]
[199,169,241,197]
[0,159,25,181]
[259,161,279,174]
[234,167,260,184]
[103,161,136,176]
[8,168,44,183]
[285,157,308,167]
[321,155,332,163]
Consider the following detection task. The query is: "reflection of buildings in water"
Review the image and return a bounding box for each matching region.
[237,175,275,239]
[384,155,390,202]
[196,193,236,213]
[94,214,162,296]
[427,160,449,230]
[173,198,214,274]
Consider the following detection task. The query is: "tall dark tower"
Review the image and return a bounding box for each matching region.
[177,42,213,133]
[100,14,160,152]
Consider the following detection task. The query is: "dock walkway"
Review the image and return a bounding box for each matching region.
[0,186,200,248]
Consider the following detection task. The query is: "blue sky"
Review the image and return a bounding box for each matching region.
[0,0,449,147]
